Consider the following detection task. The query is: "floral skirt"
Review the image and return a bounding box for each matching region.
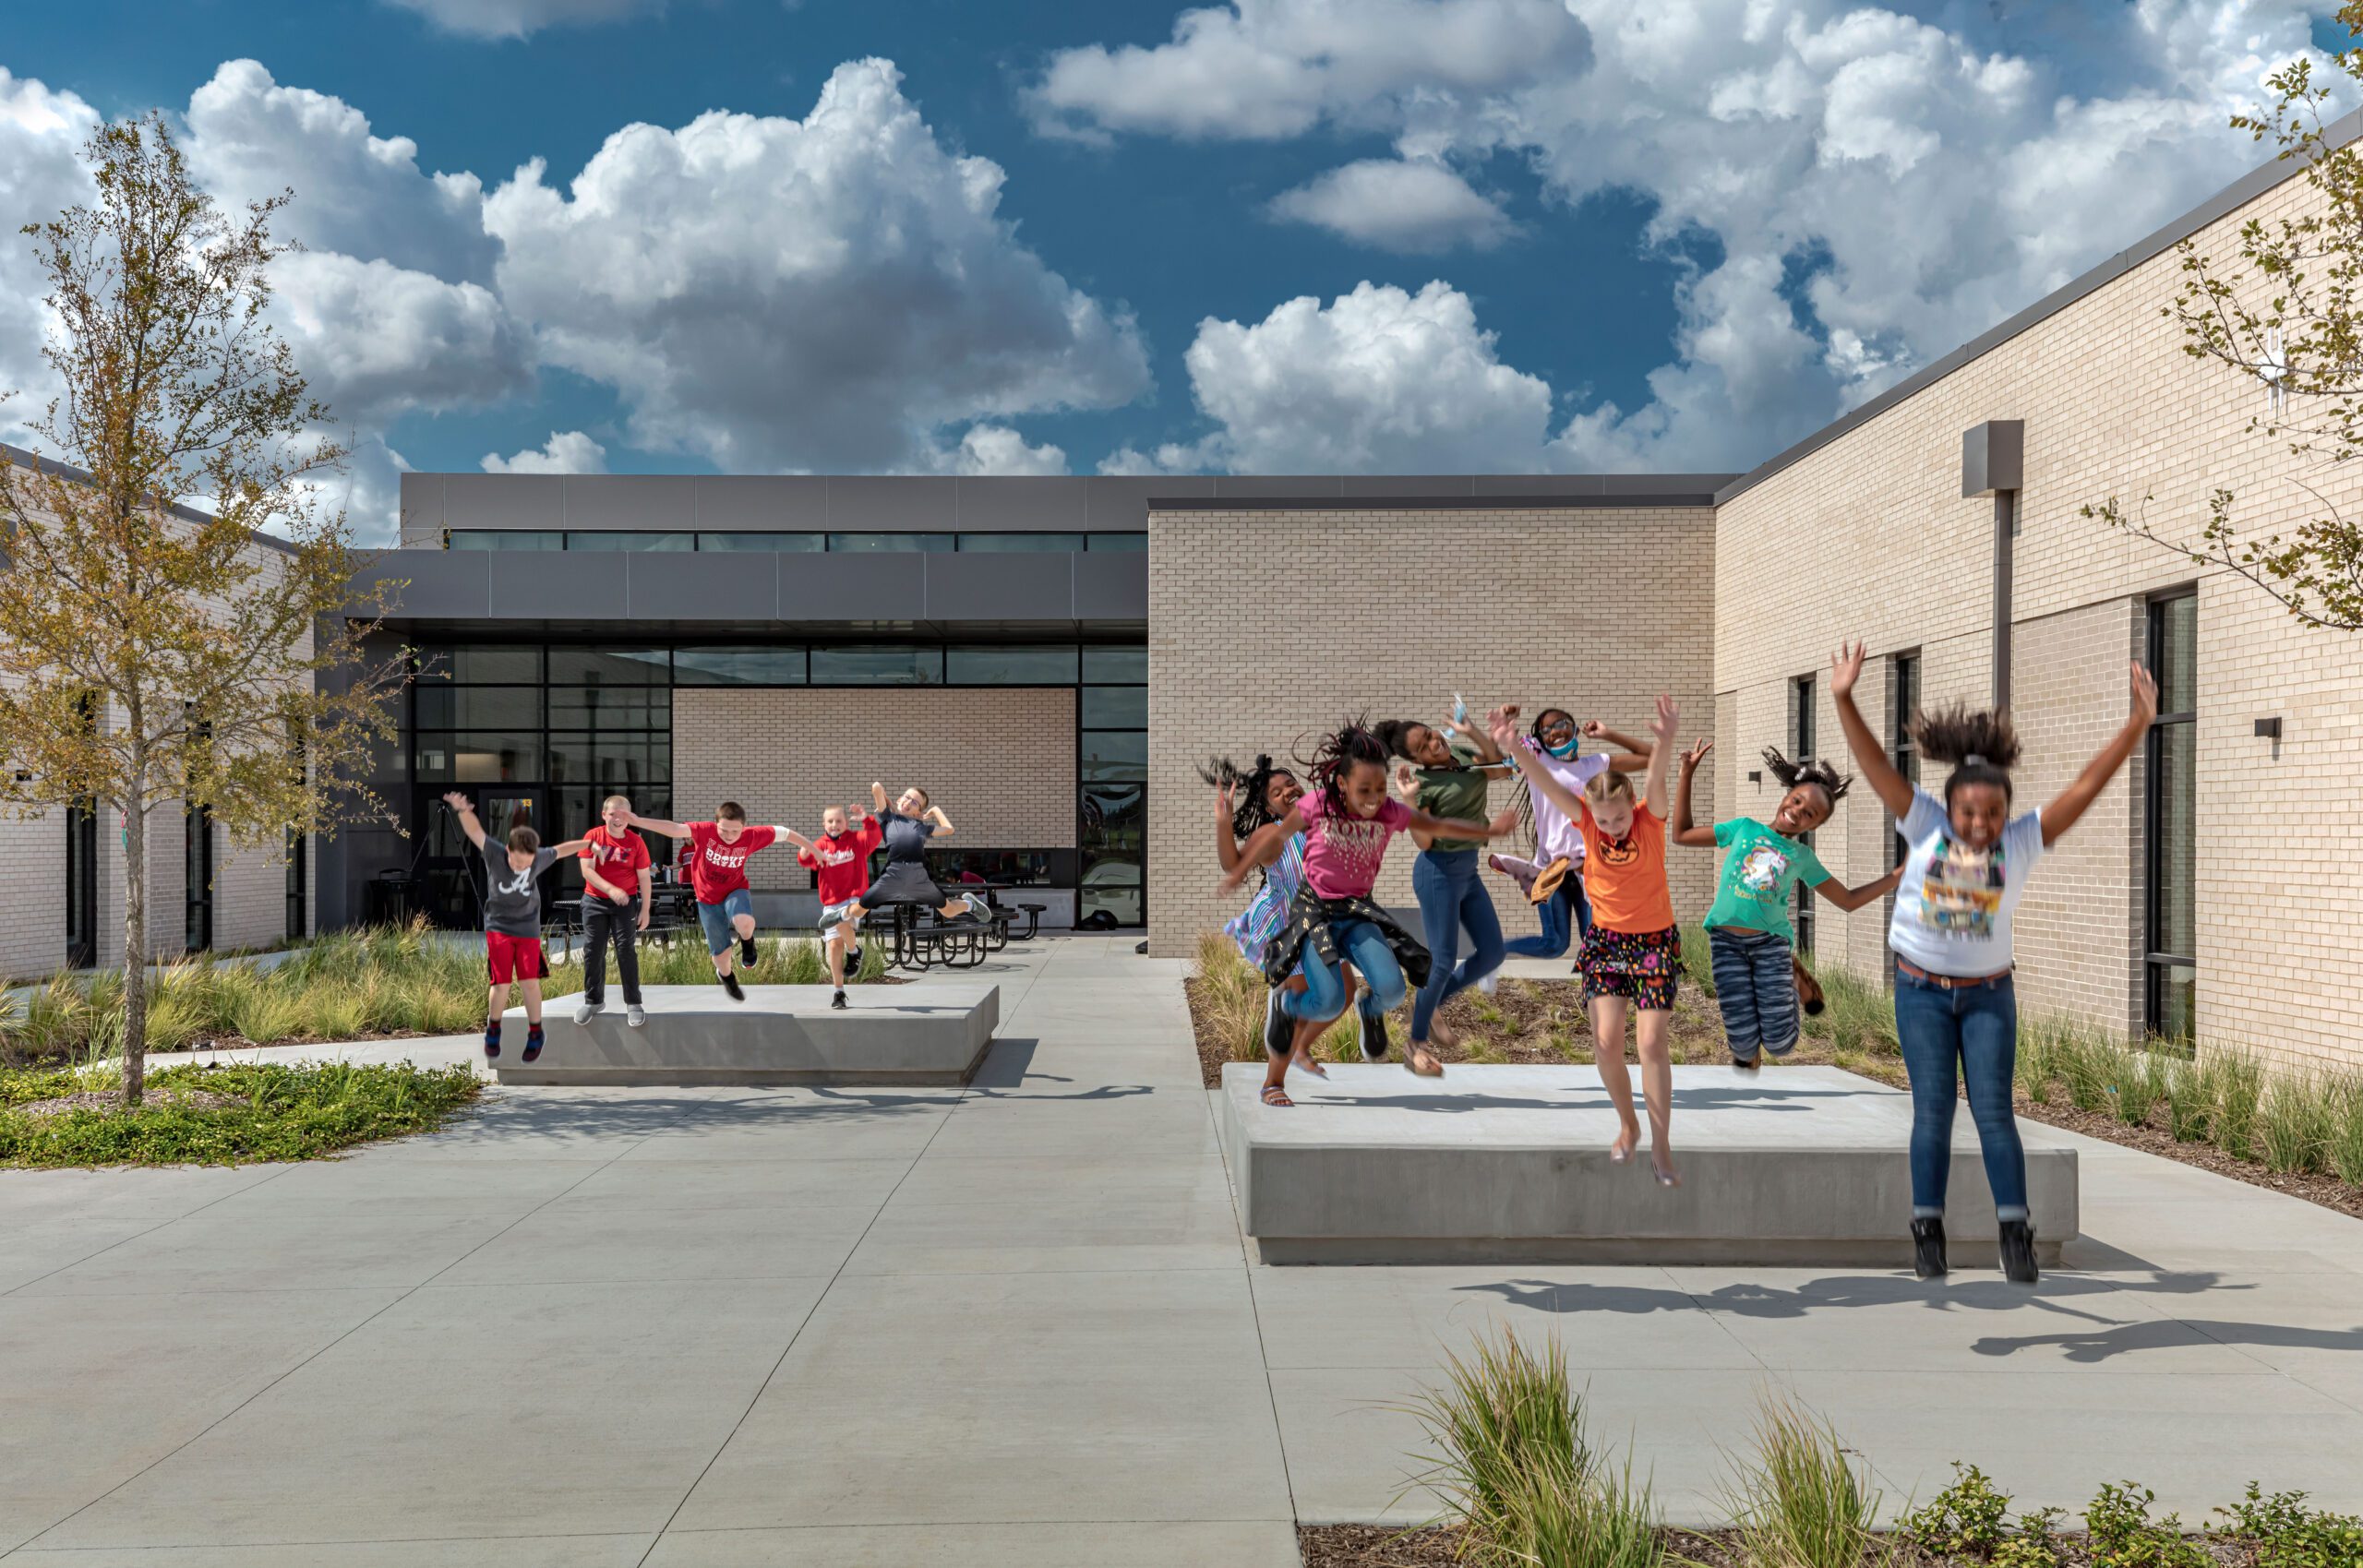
[1578,924,1681,1011]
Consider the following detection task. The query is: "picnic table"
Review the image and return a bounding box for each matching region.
[872,883,1049,971]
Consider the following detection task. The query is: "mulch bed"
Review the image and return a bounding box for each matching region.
[2006,1092,2363,1222]
[1300,1524,2261,1566]
[15,1086,246,1119]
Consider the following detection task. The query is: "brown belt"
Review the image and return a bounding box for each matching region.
[1895,957,2013,989]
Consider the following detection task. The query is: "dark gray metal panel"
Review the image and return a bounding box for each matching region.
[489,549,627,619]
[630,550,774,620]
[774,551,928,619]
[1087,475,1211,527]
[366,550,491,619]
[397,473,445,545]
[1961,420,2025,497]
[1471,474,1598,496]
[954,476,1090,532]
[923,551,1076,621]
[1074,550,1148,621]
[696,475,828,531]
[440,473,563,531]
[1341,475,1477,497]
[1210,475,1343,497]
[562,474,697,533]
[822,476,958,531]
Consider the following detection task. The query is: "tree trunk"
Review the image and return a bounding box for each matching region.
[121,778,148,1107]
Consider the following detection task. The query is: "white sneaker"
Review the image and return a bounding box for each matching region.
[1477,970,1500,996]
[572,1001,601,1025]
[962,892,990,920]
[626,1004,645,1028]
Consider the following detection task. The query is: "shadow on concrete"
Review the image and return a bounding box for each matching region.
[1309,1085,1828,1115]
[1971,1317,2363,1364]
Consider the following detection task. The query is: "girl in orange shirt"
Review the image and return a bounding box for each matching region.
[1495,695,1685,1187]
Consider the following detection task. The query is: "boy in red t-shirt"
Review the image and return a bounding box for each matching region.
[574,794,654,1028]
[798,803,882,1008]
[626,803,812,1001]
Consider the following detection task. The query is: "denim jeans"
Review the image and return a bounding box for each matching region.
[1503,873,1592,960]
[1894,970,2028,1219]
[1708,928,1797,1059]
[1281,918,1408,1023]
[1410,849,1505,1041]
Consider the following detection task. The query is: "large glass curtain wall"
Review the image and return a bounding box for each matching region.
[406,640,1148,928]
[444,531,1148,553]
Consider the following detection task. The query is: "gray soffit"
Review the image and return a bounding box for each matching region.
[4,441,300,555]
[1714,105,2363,507]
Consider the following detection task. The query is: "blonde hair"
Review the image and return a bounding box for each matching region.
[601,794,632,813]
[1584,770,1637,806]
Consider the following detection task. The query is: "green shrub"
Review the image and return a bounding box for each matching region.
[781,939,825,986]
[1900,1462,2013,1558]
[1397,1326,1587,1533]
[1192,929,1268,1064]
[1677,923,1717,999]
[1812,964,1900,1057]
[2111,1045,2166,1128]
[2016,1023,2060,1105]
[1724,1393,1887,1568]
[2209,1049,2264,1162]
[2084,1480,2208,1568]
[1995,1507,2067,1568]
[2160,1057,2214,1143]
[2258,1072,2334,1176]
[2213,1483,2363,1567]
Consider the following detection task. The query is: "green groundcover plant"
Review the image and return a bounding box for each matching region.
[0,1060,481,1167]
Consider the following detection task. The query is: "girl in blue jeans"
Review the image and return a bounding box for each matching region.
[1831,640,2156,1284]
[1377,716,1517,1072]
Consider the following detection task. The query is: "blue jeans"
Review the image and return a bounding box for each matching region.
[1410,849,1505,1042]
[1504,872,1591,960]
[1709,928,1799,1059]
[1281,918,1408,1023]
[1894,970,2028,1219]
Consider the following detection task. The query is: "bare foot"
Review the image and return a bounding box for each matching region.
[1408,1043,1445,1078]
[1610,1122,1640,1163]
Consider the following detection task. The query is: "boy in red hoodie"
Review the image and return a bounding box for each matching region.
[800,803,883,1008]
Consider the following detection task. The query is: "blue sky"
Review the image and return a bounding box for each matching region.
[0,0,2349,535]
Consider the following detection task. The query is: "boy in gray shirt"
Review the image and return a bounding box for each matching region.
[445,792,589,1062]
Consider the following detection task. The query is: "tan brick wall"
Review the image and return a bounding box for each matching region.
[1713,154,2363,1072]
[1148,506,1719,957]
[672,688,1076,889]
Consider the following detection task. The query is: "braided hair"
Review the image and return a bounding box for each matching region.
[1758,746,1852,808]
[1910,704,2021,807]
[1304,720,1390,817]
[1196,754,1299,840]
[1511,708,1577,854]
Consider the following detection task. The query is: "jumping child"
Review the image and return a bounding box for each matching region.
[1671,741,1901,1069]
[1831,640,2156,1285]
[1377,715,1517,1067]
[1491,709,1650,964]
[848,784,990,927]
[799,803,882,1009]
[1221,721,1517,1094]
[574,794,654,1029]
[1495,697,1685,1185]
[442,792,590,1062]
[625,804,810,1000]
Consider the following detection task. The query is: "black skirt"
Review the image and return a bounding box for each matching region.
[1259,883,1433,991]
[865,861,947,907]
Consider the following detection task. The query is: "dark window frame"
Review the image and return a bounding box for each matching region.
[1790,673,1817,954]
[2143,590,2199,1045]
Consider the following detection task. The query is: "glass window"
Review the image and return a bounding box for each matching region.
[957,533,1084,552]
[548,735,672,787]
[810,645,943,684]
[414,685,542,730]
[1079,730,1146,781]
[548,648,668,685]
[416,644,542,684]
[1081,686,1146,728]
[563,531,693,551]
[1081,646,1146,683]
[2146,593,2198,1043]
[2153,723,2196,959]
[696,533,824,552]
[2158,593,2198,714]
[1086,533,1147,552]
[2152,962,2197,1047]
[548,686,670,730]
[825,533,954,553]
[948,645,1079,684]
[414,734,542,784]
[445,530,561,551]
[674,646,807,685]
[1082,783,1145,843]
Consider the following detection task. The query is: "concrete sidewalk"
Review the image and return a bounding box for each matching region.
[3,939,2360,1564]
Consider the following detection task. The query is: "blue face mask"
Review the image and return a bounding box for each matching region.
[1544,736,1580,760]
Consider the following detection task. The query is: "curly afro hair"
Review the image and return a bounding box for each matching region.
[1909,703,2021,806]
[1759,746,1851,807]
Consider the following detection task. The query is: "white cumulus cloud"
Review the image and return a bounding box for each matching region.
[932,425,1069,475]
[482,430,609,474]
[0,68,101,452]
[380,0,668,40]
[485,58,1151,473]
[1266,158,1511,252]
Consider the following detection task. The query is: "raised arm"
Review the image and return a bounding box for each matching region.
[776,829,817,855]
[1218,808,1306,894]
[1829,640,1914,820]
[623,810,694,842]
[870,781,891,812]
[1641,695,1678,820]
[1814,863,1905,911]
[925,806,954,838]
[1671,738,1717,846]
[1213,780,1245,873]
[441,791,487,852]
[1491,713,1587,820]
[1584,720,1651,758]
[545,837,591,859]
[2041,663,2159,847]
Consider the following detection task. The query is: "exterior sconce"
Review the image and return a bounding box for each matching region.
[2254,717,2282,739]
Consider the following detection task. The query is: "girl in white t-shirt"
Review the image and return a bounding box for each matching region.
[1831,641,2156,1286]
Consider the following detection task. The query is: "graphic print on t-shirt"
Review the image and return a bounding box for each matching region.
[1916,835,2008,940]
[1316,814,1391,887]
[1735,843,1790,894]
[1594,832,1641,868]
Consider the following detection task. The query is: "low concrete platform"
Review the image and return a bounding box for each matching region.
[1218,1062,2077,1266]
[494,982,998,1086]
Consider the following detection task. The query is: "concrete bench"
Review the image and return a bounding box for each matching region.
[1217,1062,2078,1267]
[494,982,998,1087]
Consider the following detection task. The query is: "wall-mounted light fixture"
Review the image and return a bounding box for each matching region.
[1746,770,1763,787]
[2255,717,2282,740]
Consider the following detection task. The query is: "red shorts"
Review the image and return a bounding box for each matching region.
[486,931,549,986]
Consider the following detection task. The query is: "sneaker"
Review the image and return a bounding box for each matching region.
[1731,1052,1761,1072]
[739,937,759,969]
[522,1028,545,1064]
[1489,853,1539,899]
[1476,969,1500,996]
[483,1019,501,1059]
[572,1001,601,1025]
[721,972,746,1002]
[961,893,990,920]
[1912,1215,1948,1279]
[1361,1010,1392,1063]
[1263,990,1291,1059]
[626,1004,646,1028]
[846,944,864,973]
[1998,1218,2039,1285]
[831,988,848,1011]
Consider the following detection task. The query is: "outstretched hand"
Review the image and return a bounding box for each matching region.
[1488,711,1522,752]
[2128,661,2159,727]
[440,791,472,813]
[1649,694,1680,743]
[1681,738,1713,771]
[1831,640,1867,700]
[1392,761,1419,797]
[1216,780,1235,819]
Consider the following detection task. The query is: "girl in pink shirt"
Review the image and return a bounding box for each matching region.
[1223,722,1515,1095]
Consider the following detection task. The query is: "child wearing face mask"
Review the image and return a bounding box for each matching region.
[1831,640,2156,1286]
[1493,708,1651,963]
[1670,742,1902,1071]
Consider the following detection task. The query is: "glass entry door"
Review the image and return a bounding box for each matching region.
[417,789,546,929]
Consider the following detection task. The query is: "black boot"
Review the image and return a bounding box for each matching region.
[1998,1218,2039,1285]
[1911,1216,1947,1279]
